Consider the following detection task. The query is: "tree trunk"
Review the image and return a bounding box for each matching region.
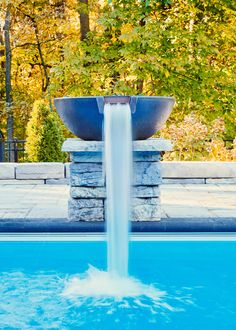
[33,20,50,94]
[136,79,144,94]
[55,0,66,90]
[0,22,5,99]
[4,3,14,151]
[79,0,90,41]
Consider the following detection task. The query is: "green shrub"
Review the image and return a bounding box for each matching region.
[25,100,66,162]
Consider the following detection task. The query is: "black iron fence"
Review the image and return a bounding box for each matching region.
[0,138,26,162]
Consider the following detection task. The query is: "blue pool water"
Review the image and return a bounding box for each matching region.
[0,239,236,329]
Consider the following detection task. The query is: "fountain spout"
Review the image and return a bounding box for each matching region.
[97,96,137,114]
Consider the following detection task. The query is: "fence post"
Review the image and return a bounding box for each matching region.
[13,138,18,162]
[0,130,5,162]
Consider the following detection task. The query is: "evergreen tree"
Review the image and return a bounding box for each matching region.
[25,100,66,162]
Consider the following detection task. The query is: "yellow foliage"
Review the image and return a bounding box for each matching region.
[25,100,66,162]
[159,113,235,161]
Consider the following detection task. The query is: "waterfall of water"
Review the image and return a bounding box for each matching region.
[104,102,133,278]
[63,101,171,308]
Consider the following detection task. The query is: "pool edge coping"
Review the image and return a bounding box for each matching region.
[0,218,236,232]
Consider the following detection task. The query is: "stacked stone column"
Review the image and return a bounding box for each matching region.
[63,138,172,221]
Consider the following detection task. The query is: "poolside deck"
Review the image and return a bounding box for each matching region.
[0,183,235,220]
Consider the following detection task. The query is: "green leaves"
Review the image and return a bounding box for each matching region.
[25,100,66,162]
[2,0,235,160]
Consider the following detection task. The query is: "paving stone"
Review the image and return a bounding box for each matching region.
[217,184,236,191]
[3,211,29,219]
[16,163,64,179]
[183,184,221,191]
[0,183,235,220]
[210,209,236,217]
[26,208,67,219]
[0,163,15,179]
[0,204,34,210]
[163,206,214,218]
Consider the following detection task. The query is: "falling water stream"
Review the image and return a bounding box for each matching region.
[104,102,133,278]
[62,101,175,308]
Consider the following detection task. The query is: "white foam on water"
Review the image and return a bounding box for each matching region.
[62,265,169,305]
[0,270,193,329]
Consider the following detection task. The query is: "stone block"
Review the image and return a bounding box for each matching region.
[16,163,64,179]
[68,198,104,221]
[162,178,205,184]
[133,186,160,197]
[161,161,236,179]
[0,179,45,185]
[71,152,103,163]
[46,178,69,185]
[132,198,161,221]
[133,139,172,152]
[70,163,104,187]
[0,163,15,179]
[62,138,172,152]
[65,163,70,178]
[70,151,161,163]
[71,185,161,199]
[62,138,172,153]
[206,178,236,184]
[134,162,161,185]
[63,139,103,152]
[104,197,161,221]
[70,161,161,187]
[133,151,161,162]
[71,187,106,198]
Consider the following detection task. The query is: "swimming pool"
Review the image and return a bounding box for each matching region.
[0,234,236,330]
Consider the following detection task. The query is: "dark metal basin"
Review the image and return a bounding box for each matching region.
[54,96,175,140]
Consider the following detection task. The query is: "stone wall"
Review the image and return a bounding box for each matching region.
[0,160,236,185]
[65,139,167,221]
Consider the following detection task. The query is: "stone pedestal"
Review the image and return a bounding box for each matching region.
[62,138,172,221]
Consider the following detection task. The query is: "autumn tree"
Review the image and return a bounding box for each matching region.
[0,0,235,161]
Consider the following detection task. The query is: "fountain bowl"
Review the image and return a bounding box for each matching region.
[54,96,175,140]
